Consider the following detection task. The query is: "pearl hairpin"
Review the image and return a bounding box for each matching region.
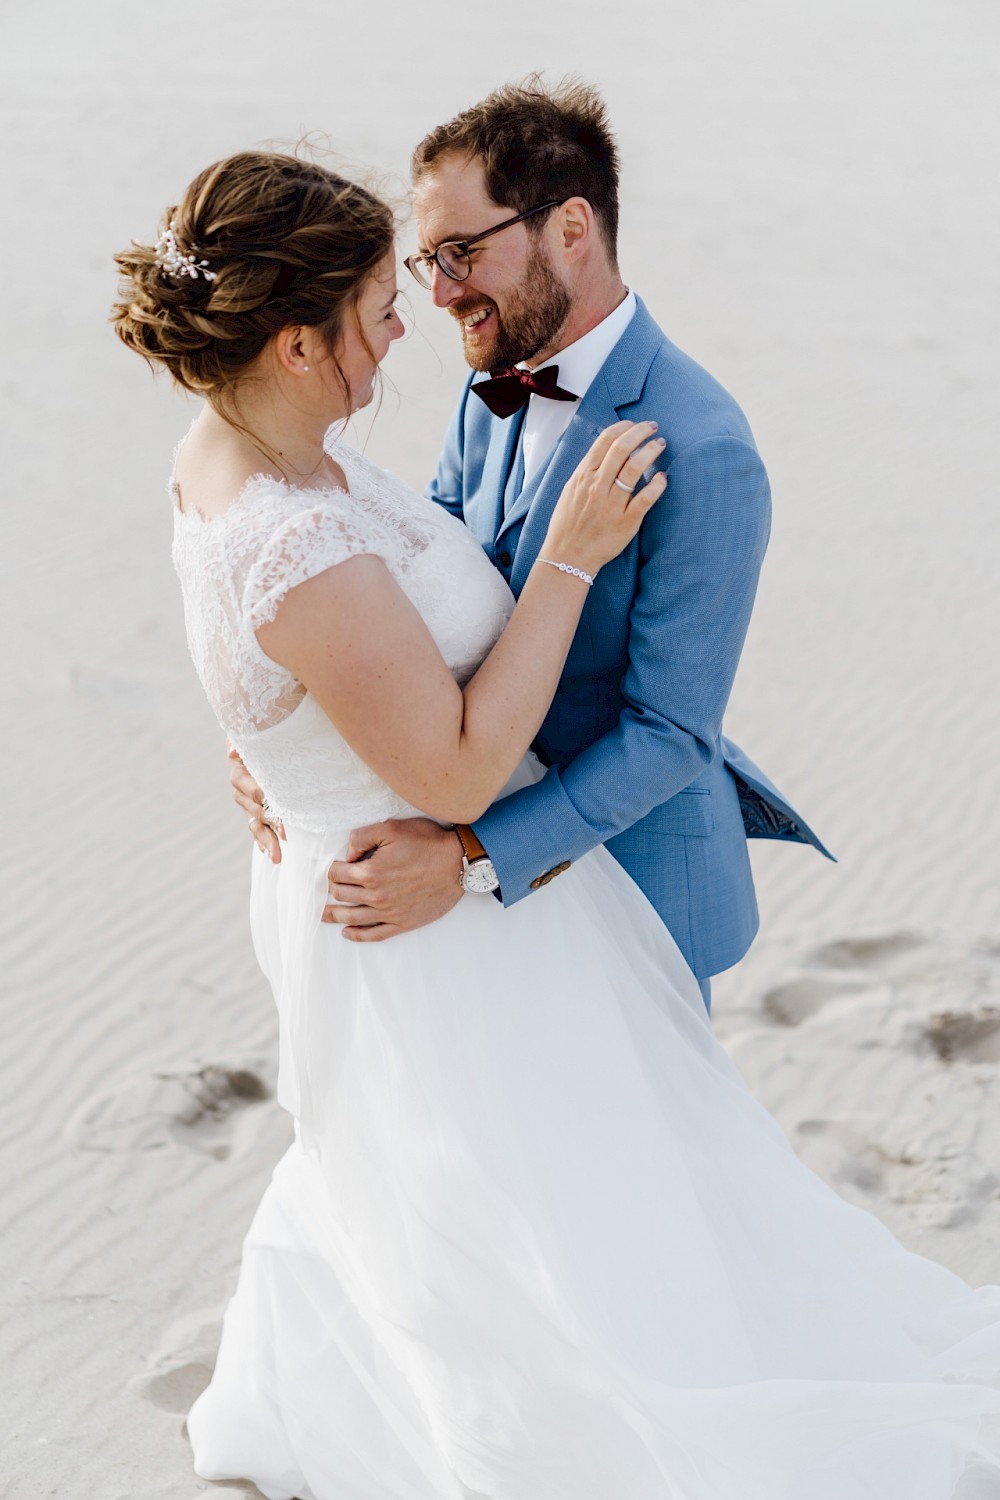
[154,221,217,282]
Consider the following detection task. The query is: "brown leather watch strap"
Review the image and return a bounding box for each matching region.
[454,824,489,862]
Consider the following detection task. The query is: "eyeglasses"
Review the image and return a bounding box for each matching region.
[404,200,562,289]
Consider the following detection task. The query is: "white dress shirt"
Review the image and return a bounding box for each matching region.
[520,289,637,486]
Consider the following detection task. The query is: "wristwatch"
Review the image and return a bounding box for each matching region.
[454,825,500,895]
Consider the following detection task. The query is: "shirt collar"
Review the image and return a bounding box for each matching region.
[530,289,637,401]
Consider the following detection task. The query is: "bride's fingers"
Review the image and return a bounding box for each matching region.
[251,821,282,863]
[592,421,658,483]
[596,427,664,492]
[612,436,667,494]
[581,420,654,475]
[581,420,635,470]
[624,469,668,516]
[233,780,263,816]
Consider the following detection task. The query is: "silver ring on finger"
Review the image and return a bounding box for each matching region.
[613,476,634,494]
[248,815,260,829]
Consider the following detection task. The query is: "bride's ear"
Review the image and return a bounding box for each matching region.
[273,325,316,378]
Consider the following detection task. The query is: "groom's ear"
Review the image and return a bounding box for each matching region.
[554,197,596,264]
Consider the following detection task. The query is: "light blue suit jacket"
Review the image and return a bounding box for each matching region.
[427,296,832,980]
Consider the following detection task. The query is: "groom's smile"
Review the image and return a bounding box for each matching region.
[451,298,497,343]
[459,304,494,335]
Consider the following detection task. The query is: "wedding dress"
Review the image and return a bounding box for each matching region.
[172,434,1000,1500]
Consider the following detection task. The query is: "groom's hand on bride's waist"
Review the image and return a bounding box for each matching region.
[324,819,465,942]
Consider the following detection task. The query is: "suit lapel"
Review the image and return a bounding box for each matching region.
[505,300,664,592]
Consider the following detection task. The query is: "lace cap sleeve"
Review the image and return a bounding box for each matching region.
[243,500,377,630]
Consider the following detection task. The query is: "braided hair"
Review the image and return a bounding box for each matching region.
[112,151,395,410]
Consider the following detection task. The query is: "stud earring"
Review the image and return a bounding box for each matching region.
[302,365,310,373]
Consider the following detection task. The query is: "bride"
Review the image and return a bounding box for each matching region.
[115,150,1000,1500]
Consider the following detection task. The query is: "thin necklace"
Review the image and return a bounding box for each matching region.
[248,437,329,483]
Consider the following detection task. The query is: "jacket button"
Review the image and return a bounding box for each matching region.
[497,550,512,568]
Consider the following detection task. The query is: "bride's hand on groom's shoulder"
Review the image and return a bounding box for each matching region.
[228,743,284,863]
[324,818,465,941]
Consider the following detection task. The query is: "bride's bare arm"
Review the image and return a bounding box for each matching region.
[256,422,665,826]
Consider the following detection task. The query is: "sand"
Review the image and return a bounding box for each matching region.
[2,0,999,1494]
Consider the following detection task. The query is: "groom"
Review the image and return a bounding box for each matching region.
[235,79,831,1009]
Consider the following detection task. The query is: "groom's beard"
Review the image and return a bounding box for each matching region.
[452,246,572,373]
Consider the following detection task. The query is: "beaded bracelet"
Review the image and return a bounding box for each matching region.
[536,558,595,588]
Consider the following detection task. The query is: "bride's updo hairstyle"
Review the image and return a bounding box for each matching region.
[112,150,394,413]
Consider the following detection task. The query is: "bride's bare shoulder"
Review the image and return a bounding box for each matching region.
[171,412,347,521]
[171,414,269,521]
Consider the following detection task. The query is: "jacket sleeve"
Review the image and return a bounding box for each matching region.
[471,434,772,903]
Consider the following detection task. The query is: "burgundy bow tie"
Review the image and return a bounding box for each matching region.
[471,363,579,419]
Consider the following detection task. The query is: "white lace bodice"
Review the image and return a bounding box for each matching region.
[171,435,514,831]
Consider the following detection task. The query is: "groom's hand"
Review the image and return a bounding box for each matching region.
[324,818,465,941]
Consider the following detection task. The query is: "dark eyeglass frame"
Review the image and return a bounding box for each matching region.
[404,200,563,288]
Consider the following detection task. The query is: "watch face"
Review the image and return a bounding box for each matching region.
[462,858,499,894]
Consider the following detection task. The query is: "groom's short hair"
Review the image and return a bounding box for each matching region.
[412,76,620,262]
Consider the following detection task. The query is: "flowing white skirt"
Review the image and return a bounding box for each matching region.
[187,770,1000,1500]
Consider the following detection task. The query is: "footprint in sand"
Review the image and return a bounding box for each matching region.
[762,974,869,1027]
[923,1008,1000,1065]
[138,1358,277,1495]
[135,1308,224,1419]
[751,934,1000,1242]
[807,932,929,971]
[793,1113,990,1229]
[794,1119,888,1193]
[66,1061,271,1159]
[760,931,933,1028]
[142,1359,214,1413]
[759,928,1000,1073]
